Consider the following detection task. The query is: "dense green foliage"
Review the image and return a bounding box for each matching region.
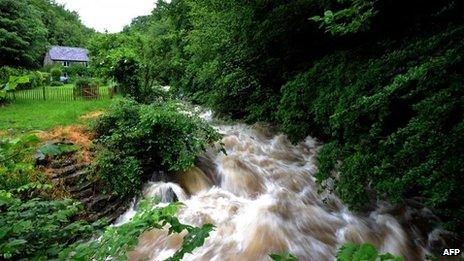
[100,0,464,235]
[0,67,49,97]
[61,198,214,260]
[3,0,464,258]
[0,195,102,259]
[92,99,220,196]
[0,135,103,260]
[277,10,464,232]
[0,0,47,67]
[270,244,403,261]
[0,135,46,192]
[0,0,93,67]
[110,57,142,99]
[336,243,402,261]
[50,67,62,81]
[0,133,213,260]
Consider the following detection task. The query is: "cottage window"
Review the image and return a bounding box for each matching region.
[62,61,69,67]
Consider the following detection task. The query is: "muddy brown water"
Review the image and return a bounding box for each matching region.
[116,114,431,260]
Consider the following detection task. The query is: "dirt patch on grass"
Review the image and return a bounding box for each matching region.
[36,125,95,162]
[37,125,93,147]
[0,131,7,137]
[80,111,104,121]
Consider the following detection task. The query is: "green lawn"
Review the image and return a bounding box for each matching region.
[0,99,113,132]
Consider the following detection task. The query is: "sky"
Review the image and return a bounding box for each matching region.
[55,0,156,33]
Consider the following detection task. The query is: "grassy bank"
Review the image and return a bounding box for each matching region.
[0,99,112,132]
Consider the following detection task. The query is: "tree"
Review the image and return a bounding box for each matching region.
[0,0,48,67]
[30,0,94,47]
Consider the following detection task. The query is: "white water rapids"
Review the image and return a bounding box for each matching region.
[115,112,429,260]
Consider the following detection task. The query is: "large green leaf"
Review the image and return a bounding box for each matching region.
[7,75,30,90]
[336,243,403,261]
[270,252,298,261]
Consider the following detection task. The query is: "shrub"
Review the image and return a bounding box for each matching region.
[0,135,48,194]
[110,57,141,100]
[16,71,46,90]
[0,135,102,260]
[49,81,63,86]
[63,64,90,79]
[277,25,464,231]
[75,77,92,89]
[0,67,47,90]
[92,98,221,196]
[0,196,102,260]
[40,72,51,86]
[74,78,100,99]
[0,67,23,83]
[94,150,142,196]
[50,67,62,81]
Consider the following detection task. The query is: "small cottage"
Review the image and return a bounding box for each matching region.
[43,46,90,67]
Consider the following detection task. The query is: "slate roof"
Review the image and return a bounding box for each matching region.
[48,46,89,62]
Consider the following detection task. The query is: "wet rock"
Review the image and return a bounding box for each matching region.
[161,187,178,203]
[90,200,129,223]
[150,170,171,182]
[427,229,460,254]
[51,163,89,179]
[196,155,219,185]
[35,150,47,166]
[62,170,88,185]
[38,138,128,224]
[70,181,92,193]
[77,188,93,199]
[175,167,213,195]
[87,195,113,212]
[50,157,76,169]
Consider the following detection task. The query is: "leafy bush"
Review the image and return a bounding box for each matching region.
[63,64,90,79]
[41,72,51,85]
[94,150,142,196]
[278,25,464,231]
[49,81,63,86]
[16,71,46,90]
[0,135,102,260]
[110,57,141,100]
[75,77,92,89]
[60,198,214,260]
[0,74,30,104]
[0,67,22,84]
[92,98,221,196]
[0,135,49,193]
[0,196,102,260]
[50,67,62,81]
[1,68,48,90]
[0,68,48,101]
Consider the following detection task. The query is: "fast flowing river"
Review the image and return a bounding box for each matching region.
[116,112,430,261]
